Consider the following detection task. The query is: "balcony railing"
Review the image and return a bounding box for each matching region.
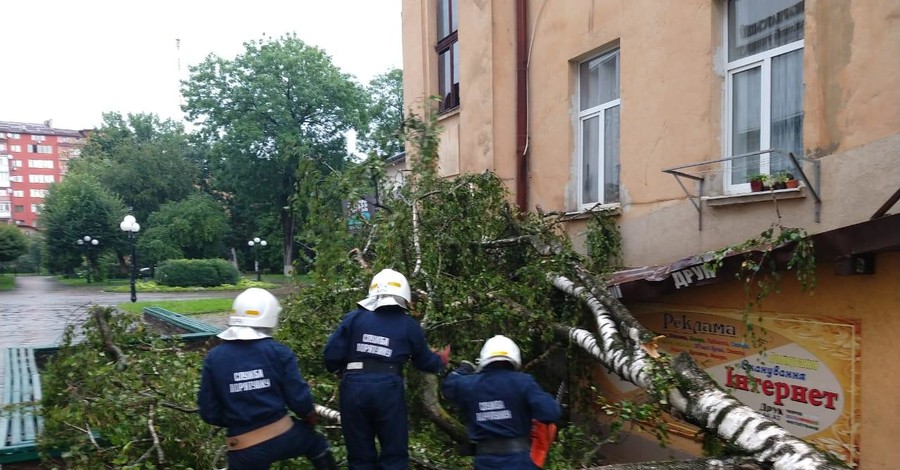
[661,149,821,230]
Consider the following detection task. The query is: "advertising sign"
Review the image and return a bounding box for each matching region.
[343,196,376,230]
[604,305,860,466]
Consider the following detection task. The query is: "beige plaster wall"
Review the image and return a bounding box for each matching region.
[805,0,900,157]
[403,0,900,267]
[401,0,518,186]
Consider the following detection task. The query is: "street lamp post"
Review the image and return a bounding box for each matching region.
[76,236,99,284]
[119,215,141,302]
[247,237,267,282]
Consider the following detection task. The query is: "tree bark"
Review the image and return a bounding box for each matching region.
[581,457,766,469]
[550,273,848,470]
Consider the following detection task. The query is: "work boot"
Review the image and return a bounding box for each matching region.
[310,450,338,470]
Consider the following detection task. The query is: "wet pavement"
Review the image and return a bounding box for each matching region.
[0,276,242,348]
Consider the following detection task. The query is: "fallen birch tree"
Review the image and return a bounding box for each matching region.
[284,110,849,469]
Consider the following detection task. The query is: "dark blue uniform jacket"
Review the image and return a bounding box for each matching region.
[441,367,561,442]
[323,306,443,374]
[199,338,314,436]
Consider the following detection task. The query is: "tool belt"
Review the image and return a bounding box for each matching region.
[475,436,531,455]
[344,359,402,375]
[226,415,293,451]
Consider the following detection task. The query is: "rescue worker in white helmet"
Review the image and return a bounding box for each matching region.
[198,288,337,470]
[324,268,450,469]
[441,335,561,469]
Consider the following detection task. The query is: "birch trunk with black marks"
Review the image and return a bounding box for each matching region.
[550,273,847,470]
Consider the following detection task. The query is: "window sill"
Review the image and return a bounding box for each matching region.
[704,186,806,207]
[437,107,460,121]
[560,203,622,221]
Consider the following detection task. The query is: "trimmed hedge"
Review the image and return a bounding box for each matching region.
[155,259,240,287]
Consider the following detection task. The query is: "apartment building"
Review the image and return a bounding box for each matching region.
[402,0,900,467]
[0,121,87,228]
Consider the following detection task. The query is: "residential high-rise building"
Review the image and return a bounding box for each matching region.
[0,120,87,229]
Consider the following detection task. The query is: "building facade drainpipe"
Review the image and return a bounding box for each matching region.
[515,0,529,211]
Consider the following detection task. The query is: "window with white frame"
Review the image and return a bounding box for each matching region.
[30,189,48,198]
[13,190,24,197]
[578,49,621,207]
[10,176,22,183]
[7,133,20,139]
[11,160,22,168]
[0,203,9,214]
[31,134,46,142]
[31,204,43,214]
[29,174,55,183]
[726,0,804,192]
[0,143,5,151]
[10,145,21,152]
[27,159,54,168]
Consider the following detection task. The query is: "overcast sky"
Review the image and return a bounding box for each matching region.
[1,0,402,131]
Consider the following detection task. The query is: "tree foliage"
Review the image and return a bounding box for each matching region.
[182,33,368,275]
[136,193,231,263]
[357,68,404,159]
[39,173,127,275]
[71,112,199,223]
[40,307,218,469]
[0,223,28,266]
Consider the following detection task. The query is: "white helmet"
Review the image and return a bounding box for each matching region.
[477,335,522,370]
[357,268,411,310]
[227,288,282,328]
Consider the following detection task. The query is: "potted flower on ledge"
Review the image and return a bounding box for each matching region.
[771,172,789,190]
[750,174,767,192]
[782,172,800,189]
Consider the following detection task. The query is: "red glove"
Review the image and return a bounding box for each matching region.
[305,411,318,426]
[433,344,451,366]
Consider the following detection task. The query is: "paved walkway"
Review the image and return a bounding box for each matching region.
[0,276,243,348]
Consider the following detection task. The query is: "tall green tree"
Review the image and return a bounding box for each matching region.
[71,112,199,223]
[137,193,231,263]
[182,34,367,275]
[39,174,127,275]
[0,224,28,272]
[357,68,404,159]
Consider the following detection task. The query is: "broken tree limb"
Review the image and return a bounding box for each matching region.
[415,372,469,444]
[580,457,766,470]
[314,404,341,424]
[91,306,128,371]
[551,272,848,469]
[673,354,846,470]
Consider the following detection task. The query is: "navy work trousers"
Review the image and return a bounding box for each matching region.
[475,451,538,470]
[340,373,409,470]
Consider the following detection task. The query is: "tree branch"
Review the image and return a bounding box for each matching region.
[91,306,127,371]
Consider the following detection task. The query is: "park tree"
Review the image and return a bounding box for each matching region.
[357,68,404,159]
[71,112,199,223]
[39,174,127,276]
[137,193,231,263]
[182,33,368,276]
[0,224,28,272]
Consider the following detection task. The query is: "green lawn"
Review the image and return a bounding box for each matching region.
[117,298,233,315]
[0,275,14,291]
